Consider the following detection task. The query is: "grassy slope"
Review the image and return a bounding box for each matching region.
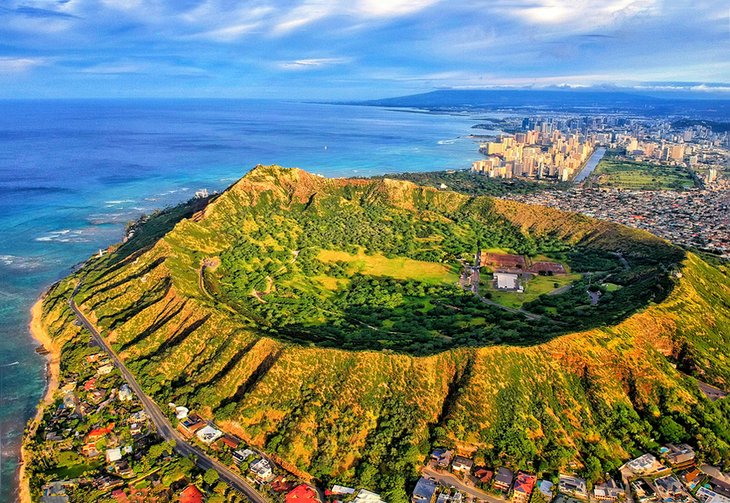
[37,166,730,500]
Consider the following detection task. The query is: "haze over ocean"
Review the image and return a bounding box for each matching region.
[0,99,486,499]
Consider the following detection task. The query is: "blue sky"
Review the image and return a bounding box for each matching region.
[0,0,728,99]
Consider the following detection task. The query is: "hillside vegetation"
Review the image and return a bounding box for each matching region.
[40,166,730,501]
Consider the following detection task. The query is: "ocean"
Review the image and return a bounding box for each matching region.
[0,99,488,500]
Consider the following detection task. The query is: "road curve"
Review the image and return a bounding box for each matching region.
[68,283,267,503]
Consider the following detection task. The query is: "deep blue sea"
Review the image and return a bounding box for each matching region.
[0,99,491,500]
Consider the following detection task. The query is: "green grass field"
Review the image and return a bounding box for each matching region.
[485,272,582,309]
[318,249,459,285]
[589,159,696,190]
[49,451,102,479]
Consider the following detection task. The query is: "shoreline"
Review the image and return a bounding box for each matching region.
[17,294,61,503]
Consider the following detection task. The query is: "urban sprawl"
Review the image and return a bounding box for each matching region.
[469,115,729,257]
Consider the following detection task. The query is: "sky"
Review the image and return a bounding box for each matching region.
[0,0,729,99]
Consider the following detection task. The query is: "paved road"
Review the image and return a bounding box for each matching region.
[474,292,543,321]
[68,283,267,503]
[422,466,505,503]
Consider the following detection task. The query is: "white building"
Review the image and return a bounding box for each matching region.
[495,272,523,291]
[249,458,274,482]
[353,489,387,503]
[105,447,122,463]
[196,425,223,445]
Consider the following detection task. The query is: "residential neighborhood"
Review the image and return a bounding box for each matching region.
[409,442,730,503]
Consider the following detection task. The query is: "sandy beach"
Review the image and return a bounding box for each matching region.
[17,296,60,503]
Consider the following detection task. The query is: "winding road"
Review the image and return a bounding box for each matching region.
[68,282,267,503]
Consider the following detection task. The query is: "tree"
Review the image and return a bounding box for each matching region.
[658,417,687,443]
[204,468,220,486]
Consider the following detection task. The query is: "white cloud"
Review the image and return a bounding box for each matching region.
[0,57,46,74]
[79,61,208,76]
[278,57,352,70]
[497,0,659,31]
[353,0,440,17]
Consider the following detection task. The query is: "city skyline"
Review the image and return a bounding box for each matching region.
[1,0,729,99]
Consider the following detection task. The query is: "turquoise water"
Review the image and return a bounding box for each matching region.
[0,99,484,500]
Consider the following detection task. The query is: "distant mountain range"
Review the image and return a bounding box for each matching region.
[358,89,730,118]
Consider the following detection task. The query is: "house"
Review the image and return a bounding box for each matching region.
[113,460,134,478]
[105,447,122,463]
[559,475,589,500]
[218,435,240,450]
[495,271,523,291]
[177,415,205,437]
[452,455,474,474]
[93,475,124,491]
[285,484,320,503]
[87,424,115,442]
[438,494,464,503]
[537,480,555,501]
[329,485,356,496]
[475,468,494,484]
[233,448,254,465]
[661,444,696,469]
[412,477,438,503]
[707,477,730,500]
[431,447,453,468]
[82,443,100,458]
[625,454,661,475]
[353,489,387,503]
[594,480,626,501]
[631,480,656,503]
[195,425,223,445]
[42,481,74,503]
[179,484,205,503]
[512,472,537,503]
[130,422,143,436]
[697,486,730,503]
[83,378,97,391]
[97,364,114,375]
[111,489,129,503]
[494,467,515,492]
[249,458,274,482]
[118,384,133,402]
[528,262,567,275]
[129,410,147,423]
[654,475,692,503]
[270,475,297,494]
[175,406,189,419]
[89,390,106,404]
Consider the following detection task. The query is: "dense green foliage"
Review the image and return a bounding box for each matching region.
[379,169,564,196]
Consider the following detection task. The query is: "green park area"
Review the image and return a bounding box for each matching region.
[318,249,459,285]
[589,158,696,190]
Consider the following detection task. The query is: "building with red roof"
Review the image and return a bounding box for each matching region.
[83,378,97,391]
[286,484,320,503]
[512,472,537,503]
[87,423,115,442]
[180,484,205,503]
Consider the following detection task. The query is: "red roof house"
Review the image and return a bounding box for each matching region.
[87,423,115,442]
[286,484,320,503]
[180,484,205,503]
[512,472,537,503]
